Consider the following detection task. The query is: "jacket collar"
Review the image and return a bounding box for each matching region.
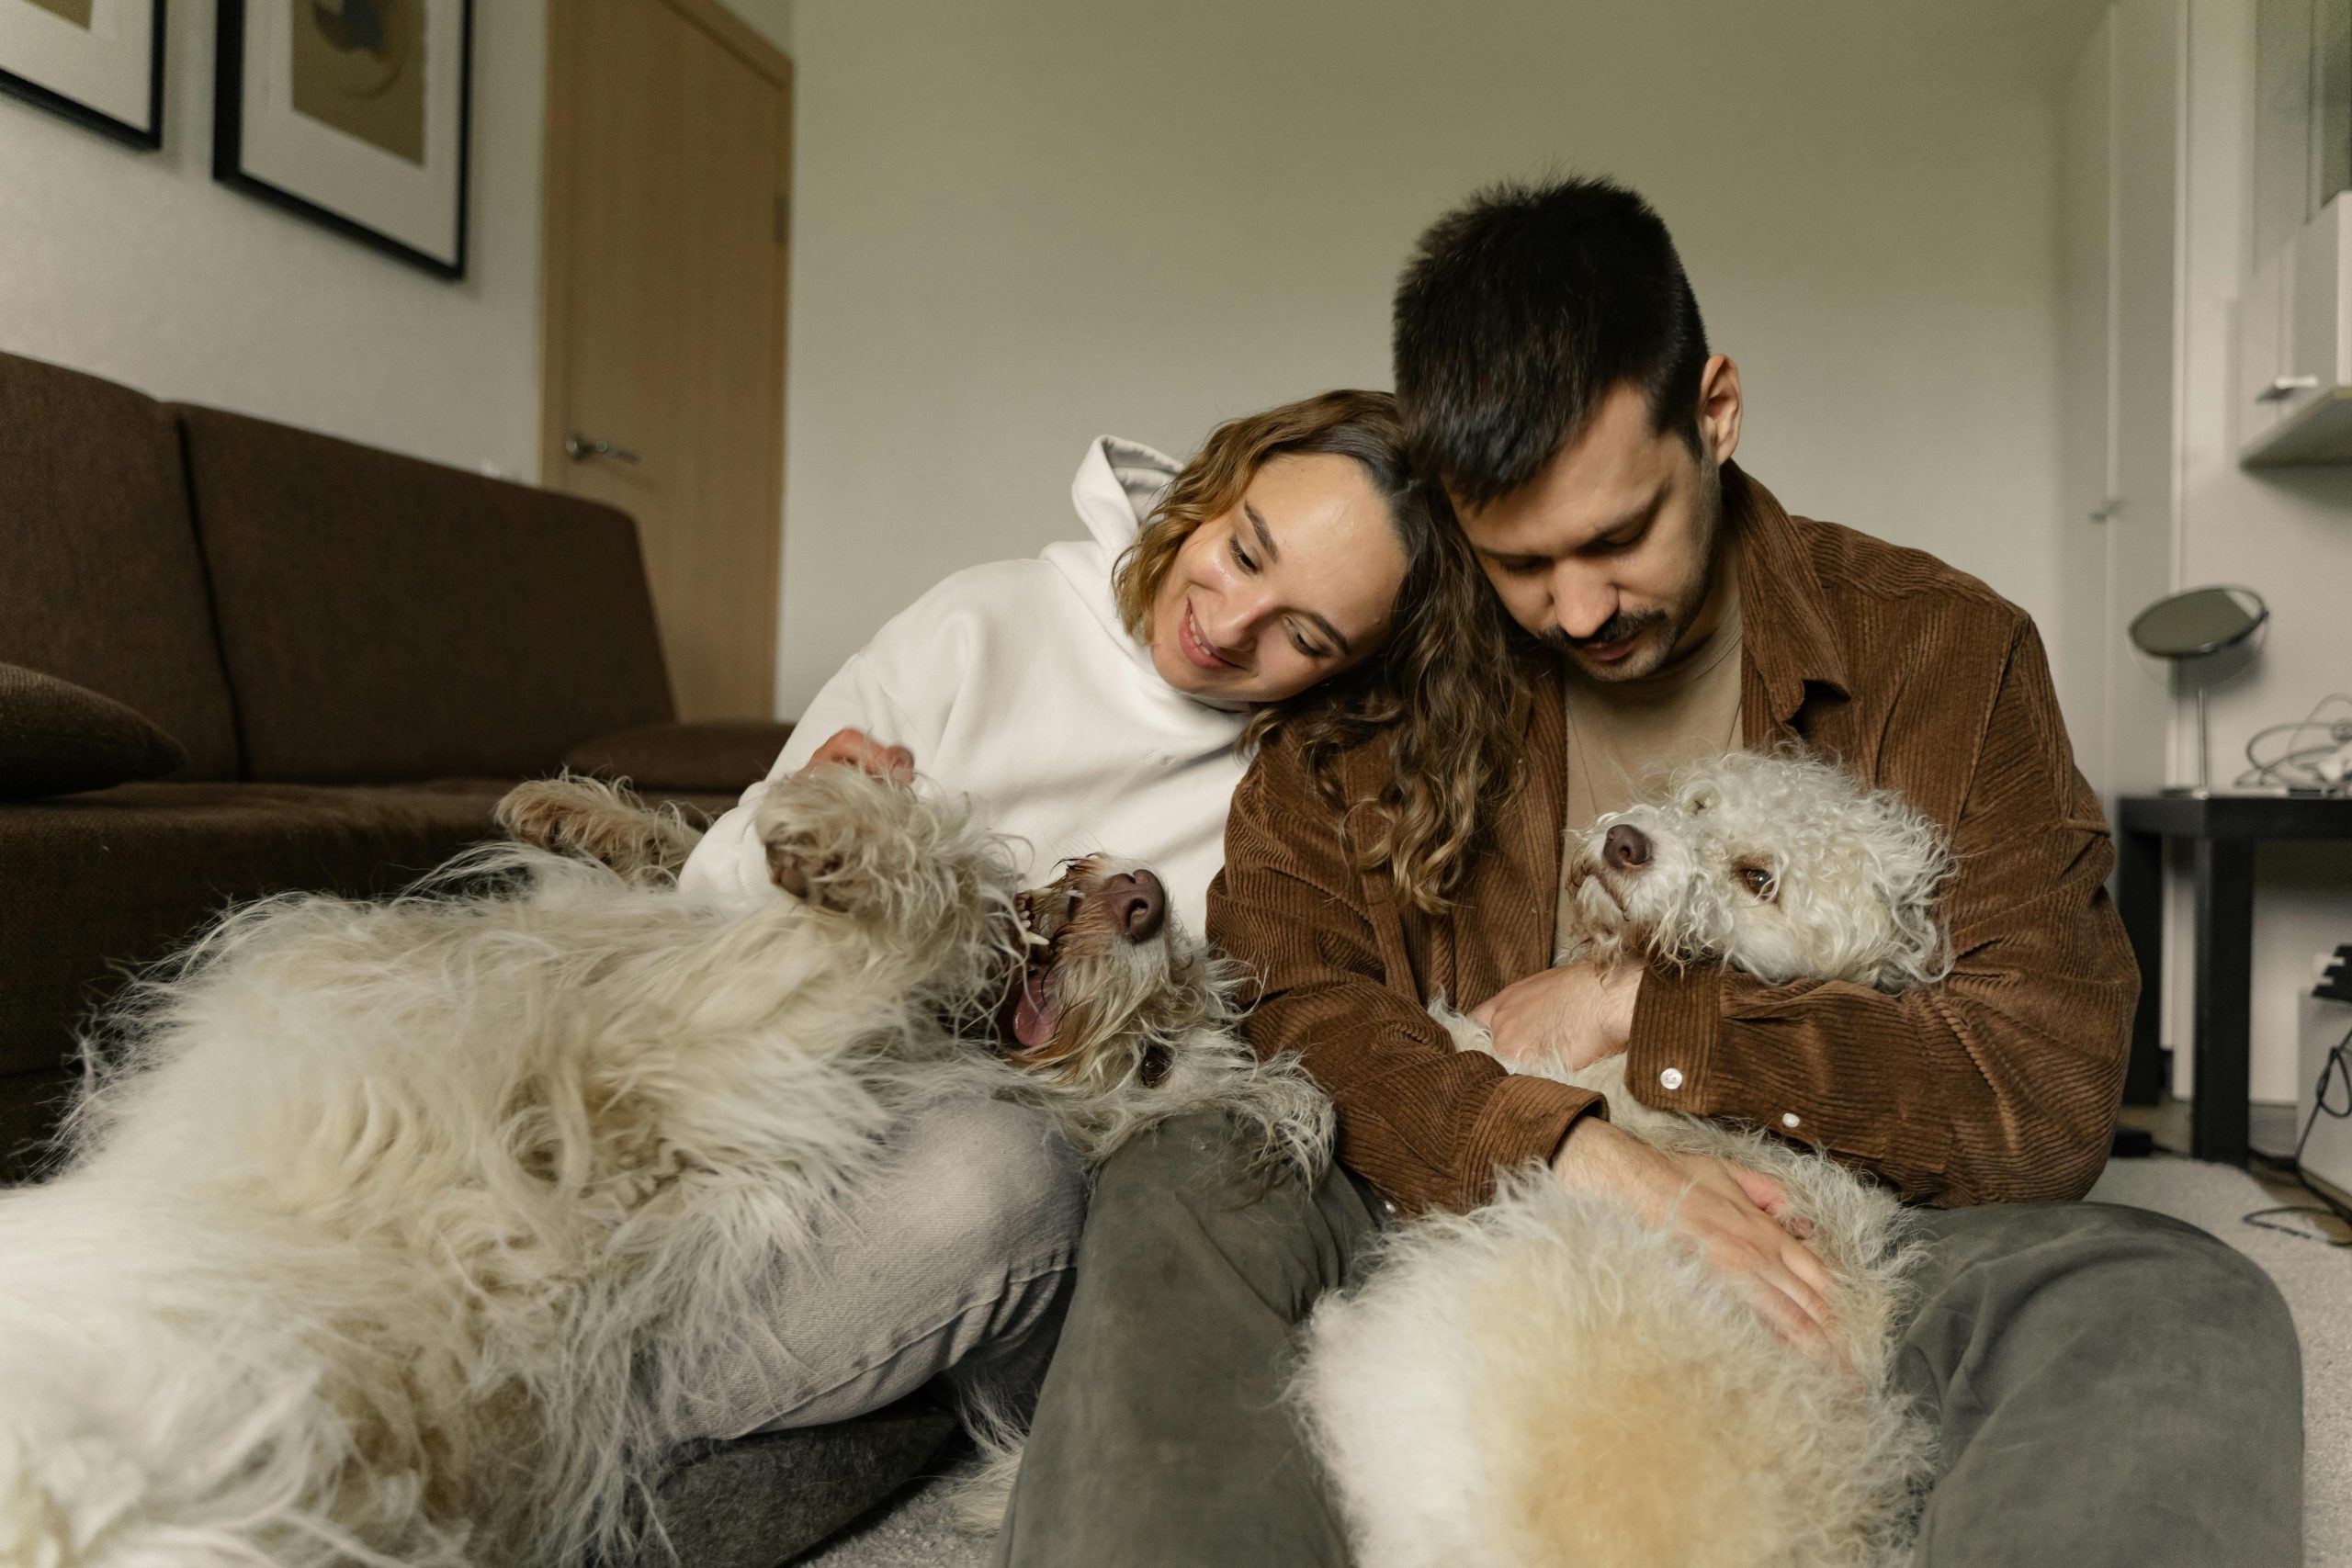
[1724,462,1849,728]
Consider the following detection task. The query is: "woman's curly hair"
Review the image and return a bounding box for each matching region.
[1112,389,1526,911]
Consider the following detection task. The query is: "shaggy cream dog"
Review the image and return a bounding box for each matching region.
[1293,750,1954,1568]
[0,770,1325,1568]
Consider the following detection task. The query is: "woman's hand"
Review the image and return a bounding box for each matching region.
[1469,959,1639,1075]
[1552,1117,1838,1358]
[797,728,914,784]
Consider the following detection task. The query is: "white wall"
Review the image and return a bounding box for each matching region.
[0,0,548,479]
[2172,0,2352,1104]
[775,0,2085,715]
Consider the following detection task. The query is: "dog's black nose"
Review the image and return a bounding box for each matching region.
[1603,824,1651,872]
[1106,869,1166,941]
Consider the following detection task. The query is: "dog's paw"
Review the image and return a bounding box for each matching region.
[763,827,863,911]
[756,774,903,916]
[495,775,701,877]
[494,779,586,853]
[752,766,1018,957]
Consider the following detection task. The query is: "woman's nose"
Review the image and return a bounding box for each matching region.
[1201,587,1273,653]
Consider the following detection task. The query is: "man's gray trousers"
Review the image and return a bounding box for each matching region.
[998,1111,2303,1567]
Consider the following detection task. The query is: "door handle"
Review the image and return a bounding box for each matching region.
[565,434,642,464]
[2256,375,2321,402]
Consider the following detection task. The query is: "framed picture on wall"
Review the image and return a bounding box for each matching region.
[0,0,165,150]
[214,0,473,278]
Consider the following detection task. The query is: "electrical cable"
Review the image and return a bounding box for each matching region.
[2242,1019,2352,1246]
[2234,692,2352,793]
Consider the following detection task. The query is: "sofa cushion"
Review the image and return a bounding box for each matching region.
[0,783,513,1090]
[0,780,741,1179]
[0,353,242,781]
[0,663,187,801]
[175,405,677,784]
[563,720,795,795]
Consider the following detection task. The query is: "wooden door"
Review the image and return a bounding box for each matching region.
[540,0,791,721]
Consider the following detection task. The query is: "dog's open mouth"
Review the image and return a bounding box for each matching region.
[1005,932,1064,1048]
[1001,887,1076,1050]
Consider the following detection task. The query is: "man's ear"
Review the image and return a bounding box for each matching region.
[1697,355,1742,467]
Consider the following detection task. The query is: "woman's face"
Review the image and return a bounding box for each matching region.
[1148,453,1409,704]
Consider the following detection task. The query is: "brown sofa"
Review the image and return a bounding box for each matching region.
[0,346,794,1179]
[0,349,947,1560]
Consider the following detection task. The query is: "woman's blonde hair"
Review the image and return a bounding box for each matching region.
[1113,390,1524,911]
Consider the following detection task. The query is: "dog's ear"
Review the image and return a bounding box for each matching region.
[1863,798,1957,990]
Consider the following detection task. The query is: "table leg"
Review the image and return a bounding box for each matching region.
[2118,827,2166,1106]
[2190,838,2256,1166]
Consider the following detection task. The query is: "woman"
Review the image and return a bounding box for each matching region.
[683,391,1487,934]
[668,390,1517,1452]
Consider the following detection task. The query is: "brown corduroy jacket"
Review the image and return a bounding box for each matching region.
[1206,466,2137,1217]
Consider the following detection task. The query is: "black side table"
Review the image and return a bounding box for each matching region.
[2116,793,2352,1165]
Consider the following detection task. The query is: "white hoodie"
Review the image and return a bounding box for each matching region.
[677,437,1253,938]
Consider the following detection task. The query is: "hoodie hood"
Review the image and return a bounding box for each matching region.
[1069,434,1181,553]
[1043,434,1196,694]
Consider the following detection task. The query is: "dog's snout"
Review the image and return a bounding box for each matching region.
[1106,870,1166,941]
[1603,824,1651,873]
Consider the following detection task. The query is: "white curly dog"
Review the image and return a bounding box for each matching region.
[0,768,1326,1568]
[1292,750,1957,1568]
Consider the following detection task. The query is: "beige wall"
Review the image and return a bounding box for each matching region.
[0,0,548,479]
[0,0,780,481]
[2172,0,2352,1102]
[775,0,2084,714]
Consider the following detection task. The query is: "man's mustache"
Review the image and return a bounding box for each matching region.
[1540,609,1668,653]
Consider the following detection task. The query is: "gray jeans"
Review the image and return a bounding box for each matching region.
[670,1093,1087,1439]
[1000,1111,2304,1567]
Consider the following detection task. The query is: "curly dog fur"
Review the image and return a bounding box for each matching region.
[0,770,1326,1567]
[1293,751,1952,1568]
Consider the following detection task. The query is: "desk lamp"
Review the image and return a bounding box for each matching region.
[2128,585,2268,796]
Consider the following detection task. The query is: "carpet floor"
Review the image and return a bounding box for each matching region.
[789,1156,2350,1567]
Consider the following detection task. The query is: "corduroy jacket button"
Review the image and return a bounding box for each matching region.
[1781,1111,1802,1129]
[1658,1066,1685,1091]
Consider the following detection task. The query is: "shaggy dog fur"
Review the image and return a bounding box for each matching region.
[1292,751,1954,1568]
[0,770,1326,1568]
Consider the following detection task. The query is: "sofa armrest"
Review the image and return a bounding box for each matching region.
[560,721,795,796]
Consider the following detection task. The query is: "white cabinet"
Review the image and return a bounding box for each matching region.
[2239,0,2352,461]
[2238,193,2352,462]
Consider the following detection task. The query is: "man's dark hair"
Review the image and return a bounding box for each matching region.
[1393,175,1711,511]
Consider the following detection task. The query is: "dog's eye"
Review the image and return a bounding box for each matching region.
[1736,864,1777,901]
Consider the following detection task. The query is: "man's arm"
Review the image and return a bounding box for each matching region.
[1626,618,2137,1206]
[1208,735,1606,1216]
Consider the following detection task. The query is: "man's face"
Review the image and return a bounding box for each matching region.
[1449,359,1742,682]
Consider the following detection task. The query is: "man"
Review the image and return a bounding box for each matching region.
[999,178,2301,1566]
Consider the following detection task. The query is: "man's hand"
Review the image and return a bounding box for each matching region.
[797,728,913,784]
[1553,1117,1838,1358]
[1469,959,1639,1074]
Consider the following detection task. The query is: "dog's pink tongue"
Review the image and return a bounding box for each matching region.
[1012,976,1061,1048]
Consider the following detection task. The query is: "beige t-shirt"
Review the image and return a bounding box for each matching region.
[1555,589,1743,952]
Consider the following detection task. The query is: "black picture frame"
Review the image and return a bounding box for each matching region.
[212,0,473,281]
[0,0,167,151]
